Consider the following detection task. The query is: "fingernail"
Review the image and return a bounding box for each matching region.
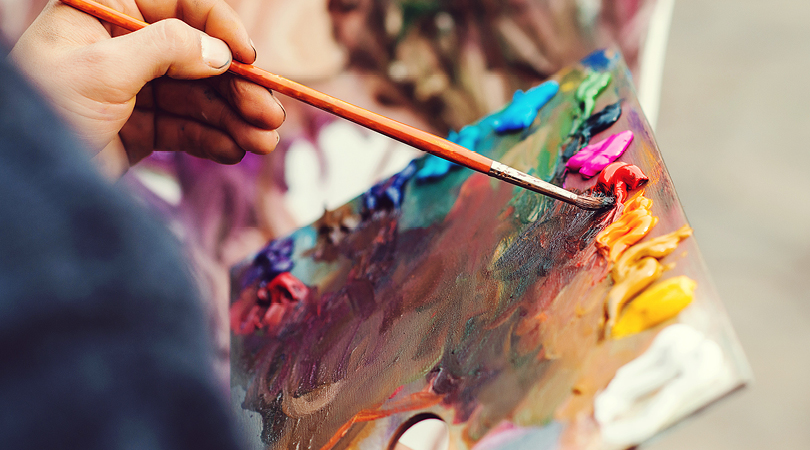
[250,39,258,61]
[201,34,232,69]
[272,91,286,121]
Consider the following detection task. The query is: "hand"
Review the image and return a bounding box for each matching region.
[10,0,286,175]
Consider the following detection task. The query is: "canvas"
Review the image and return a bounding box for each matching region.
[229,49,750,450]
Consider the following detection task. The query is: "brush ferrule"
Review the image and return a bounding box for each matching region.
[488,161,579,205]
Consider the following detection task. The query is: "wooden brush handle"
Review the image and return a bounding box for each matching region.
[59,0,495,174]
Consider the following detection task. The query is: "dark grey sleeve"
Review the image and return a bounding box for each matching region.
[0,50,243,450]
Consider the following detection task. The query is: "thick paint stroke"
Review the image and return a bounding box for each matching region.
[612,276,696,338]
[417,125,484,182]
[576,71,612,118]
[491,81,560,133]
[604,225,693,337]
[566,130,634,178]
[596,162,648,203]
[596,193,657,262]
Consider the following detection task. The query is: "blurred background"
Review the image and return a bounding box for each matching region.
[2,0,808,448]
[652,0,810,448]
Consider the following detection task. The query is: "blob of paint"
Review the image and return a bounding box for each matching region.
[566,130,634,178]
[492,80,560,133]
[611,276,697,338]
[613,225,693,282]
[595,324,724,447]
[575,71,612,118]
[604,225,694,337]
[363,160,418,216]
[241,236,295,289]
[597,162,648,203]
[596,193,657,261]
[230,272,310,335]
[416,125,484,182]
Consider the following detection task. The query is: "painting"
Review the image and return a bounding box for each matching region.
[229,49,750,450]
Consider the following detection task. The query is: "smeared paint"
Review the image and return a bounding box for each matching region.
[596,193,657,261]
[492,81,560,133]
[612,276,696,338]
[417,125,484,182]
[596,162,648,203]
[320,391,443,450]
[575,72,612,118]
[566,130,634,178]
[604,225,693,337]
[595,324,724,447]
[362,160,417,217]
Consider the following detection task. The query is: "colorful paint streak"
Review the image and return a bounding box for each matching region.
[566,130,634,178]
[604,225,693,337]
[612,276,697,338]
[492,81,560,133]
[596,193,657,262]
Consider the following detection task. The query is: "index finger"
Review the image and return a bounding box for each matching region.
[94,0,256,63]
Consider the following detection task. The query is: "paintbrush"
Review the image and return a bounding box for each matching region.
[59,0,612,210]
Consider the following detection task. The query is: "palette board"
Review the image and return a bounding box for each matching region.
[229,49,750,450]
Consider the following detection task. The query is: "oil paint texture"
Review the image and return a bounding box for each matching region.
[230,50,750,450]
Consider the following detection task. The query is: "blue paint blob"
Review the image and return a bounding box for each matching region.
[362,160,418,216]
[416,125,484,182]
[242,236,295,288]
[581,49,617,71]
[491,80,560,133]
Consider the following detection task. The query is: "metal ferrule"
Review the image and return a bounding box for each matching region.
[488,161,579,205]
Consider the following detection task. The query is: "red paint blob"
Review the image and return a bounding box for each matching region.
[230,272,310,335]
[596,162,648,202]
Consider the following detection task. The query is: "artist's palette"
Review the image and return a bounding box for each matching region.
[229,50,750,450]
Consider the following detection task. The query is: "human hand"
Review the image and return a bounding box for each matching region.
[10,0,286,175]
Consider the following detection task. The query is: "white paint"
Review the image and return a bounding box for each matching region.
[594,324,725,447]
[398,418,450,450]
[284,121,420,226]
[637,0,676,131]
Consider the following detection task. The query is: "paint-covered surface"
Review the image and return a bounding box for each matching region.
[230,50,750,450]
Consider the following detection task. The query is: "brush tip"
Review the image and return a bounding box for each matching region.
[575,195,615,210]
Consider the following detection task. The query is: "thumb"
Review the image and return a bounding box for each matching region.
[87,18,233,98]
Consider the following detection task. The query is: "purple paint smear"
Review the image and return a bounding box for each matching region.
[566,130,634,178]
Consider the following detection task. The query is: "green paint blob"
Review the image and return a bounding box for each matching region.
[575,71,612,118]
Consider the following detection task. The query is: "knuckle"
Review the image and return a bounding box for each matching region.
[153,19,197,52]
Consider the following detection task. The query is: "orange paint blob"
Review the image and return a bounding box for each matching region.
[596,193,658,262]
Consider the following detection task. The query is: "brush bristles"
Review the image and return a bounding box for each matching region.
[574,195,615,210]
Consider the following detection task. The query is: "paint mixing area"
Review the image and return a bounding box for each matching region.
[0,1,807,450]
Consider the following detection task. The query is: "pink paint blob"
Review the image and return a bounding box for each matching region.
[566,130,634,178]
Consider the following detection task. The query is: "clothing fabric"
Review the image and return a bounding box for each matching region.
[0,48,242,450]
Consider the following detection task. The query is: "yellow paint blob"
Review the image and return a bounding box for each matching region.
[611,276,697,338]
[596,194,658,261]
[604,224,694,338]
